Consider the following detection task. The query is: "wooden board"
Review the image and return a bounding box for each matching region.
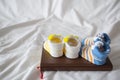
[40,48,113,71]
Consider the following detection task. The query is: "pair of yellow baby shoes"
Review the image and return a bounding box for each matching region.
[44,34,81,59]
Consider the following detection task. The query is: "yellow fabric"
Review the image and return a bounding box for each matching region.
[63,36,70,42]
[44,41,50,53]
[48,34,62,43]
[63,35,78,43]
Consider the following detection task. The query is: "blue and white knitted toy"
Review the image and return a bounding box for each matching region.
[80,41,111,65]
[96,33,111,45]
[81,33,111,46]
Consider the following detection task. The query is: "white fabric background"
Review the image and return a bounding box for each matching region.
[0,0,120,80]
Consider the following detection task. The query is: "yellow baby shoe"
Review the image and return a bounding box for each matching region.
[44,34,64,57]
[63,35,81,59]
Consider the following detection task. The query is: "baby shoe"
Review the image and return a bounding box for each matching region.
[63,35,81,59]
[81,33,111,46]
[80,41,111,65]
[44,34,64,57]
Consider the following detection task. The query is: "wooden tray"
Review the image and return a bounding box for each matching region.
[40,48,113,71]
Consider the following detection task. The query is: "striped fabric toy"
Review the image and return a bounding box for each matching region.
[81,33,111,46]
[81,37,94,46]
[81,41,111,65]
[81,46,94,63]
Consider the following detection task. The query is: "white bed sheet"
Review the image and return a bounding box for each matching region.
[0,0,120,80]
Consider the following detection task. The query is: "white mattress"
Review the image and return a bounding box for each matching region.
[0,0,120,80]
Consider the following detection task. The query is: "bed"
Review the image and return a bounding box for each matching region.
[0,0,120,80]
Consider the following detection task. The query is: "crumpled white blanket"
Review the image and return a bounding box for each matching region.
[0,0,120,80]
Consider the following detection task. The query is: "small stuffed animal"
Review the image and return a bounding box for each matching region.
[81,41,111,65]
[94,41,104,52]
[96,33,111,45]
[81,33,111,46]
